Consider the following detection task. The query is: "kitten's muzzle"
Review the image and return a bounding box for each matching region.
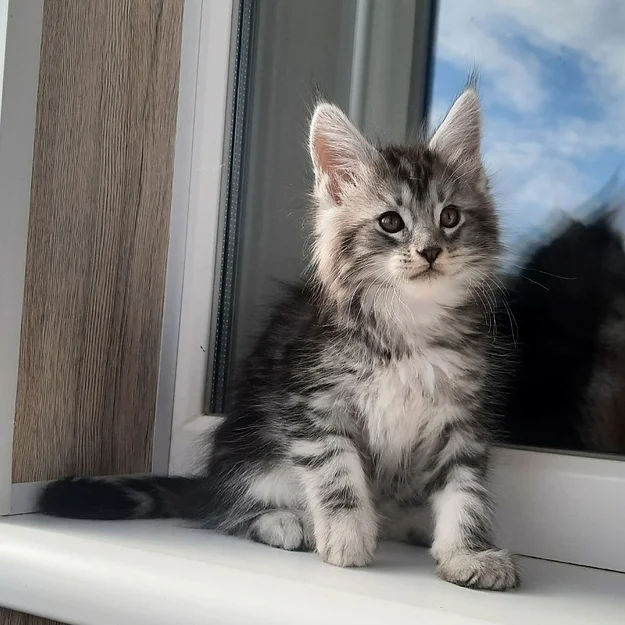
[407,247,444,279]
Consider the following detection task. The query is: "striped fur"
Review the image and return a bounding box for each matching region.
[40,88,518,590]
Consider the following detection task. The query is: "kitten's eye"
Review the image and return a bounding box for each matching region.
[378,211,405,233]
[440,205,460,229]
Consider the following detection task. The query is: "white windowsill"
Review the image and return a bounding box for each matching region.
[0,515,624,625]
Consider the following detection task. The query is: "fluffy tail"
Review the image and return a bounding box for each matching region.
[38,475,203,520]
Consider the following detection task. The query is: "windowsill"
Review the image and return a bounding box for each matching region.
[0,515,623,625]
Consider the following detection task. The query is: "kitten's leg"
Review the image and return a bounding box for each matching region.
[248,510,314,551]
[426,428,519,590]
[291,435,378,567]
[207,460,315,551]
[240,467,315,551]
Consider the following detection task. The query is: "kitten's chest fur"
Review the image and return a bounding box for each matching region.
[354,344,468,483]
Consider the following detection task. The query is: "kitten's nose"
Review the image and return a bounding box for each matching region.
[418,247,442,266]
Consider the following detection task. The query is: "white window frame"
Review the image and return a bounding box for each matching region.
[0,0,44,516]
[1,0,624,576]
[165,0,235,476]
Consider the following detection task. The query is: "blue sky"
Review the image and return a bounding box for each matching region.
[430,0,625,251]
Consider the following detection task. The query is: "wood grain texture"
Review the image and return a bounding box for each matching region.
[0,609,64,625]
[12,0,183,482]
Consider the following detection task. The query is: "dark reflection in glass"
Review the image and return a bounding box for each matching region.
[499,206,625,455]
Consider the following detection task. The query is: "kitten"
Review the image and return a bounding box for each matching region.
[502,209,625,454]
[40,87,518,590]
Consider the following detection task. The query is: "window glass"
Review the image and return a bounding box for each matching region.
[214,0,625,460]
[432,0,625,253]
[210,0,434,407]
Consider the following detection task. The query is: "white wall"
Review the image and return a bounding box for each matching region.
[0,0,9,121]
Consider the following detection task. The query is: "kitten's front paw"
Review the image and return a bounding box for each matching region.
[317,513,377,567]
[437,549,519,591]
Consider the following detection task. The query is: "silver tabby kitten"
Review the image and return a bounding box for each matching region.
[40,87,518,591]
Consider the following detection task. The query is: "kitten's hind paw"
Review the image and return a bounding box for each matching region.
[249,510,313,551]
[437,549,519,591]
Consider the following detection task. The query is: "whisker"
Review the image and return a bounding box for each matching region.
[507,261,577,281]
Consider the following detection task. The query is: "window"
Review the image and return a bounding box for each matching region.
[166,0,625,573]
[433,0,625,458]
[2,0,624,577]
[207,0,436,411]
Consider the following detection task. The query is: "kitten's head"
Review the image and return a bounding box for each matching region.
[309,88,500,312]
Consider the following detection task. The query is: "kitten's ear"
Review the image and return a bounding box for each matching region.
[429,88,482,174]
[309,102,376,205]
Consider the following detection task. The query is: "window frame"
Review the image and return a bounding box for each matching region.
[166,0,625,574]
[0,0,44,515]
[165,0,237,476]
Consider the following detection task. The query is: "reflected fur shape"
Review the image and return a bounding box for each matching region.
[502,210,625,455]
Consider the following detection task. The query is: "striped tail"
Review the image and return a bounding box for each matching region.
[38,475,202,520]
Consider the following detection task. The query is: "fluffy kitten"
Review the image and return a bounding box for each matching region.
[40,87,518,590]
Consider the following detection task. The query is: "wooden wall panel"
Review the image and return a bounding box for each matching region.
[11,0,184,482]
[0,609,64,625]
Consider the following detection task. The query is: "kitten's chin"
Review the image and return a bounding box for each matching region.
[401,272,469,308]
